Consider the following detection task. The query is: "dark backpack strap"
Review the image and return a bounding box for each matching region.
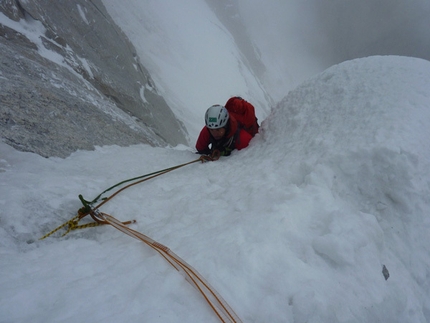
[209,127,241,156]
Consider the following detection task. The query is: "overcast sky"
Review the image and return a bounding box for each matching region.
[237,0,430,94]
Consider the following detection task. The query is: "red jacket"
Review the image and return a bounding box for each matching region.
[196,116,252,156]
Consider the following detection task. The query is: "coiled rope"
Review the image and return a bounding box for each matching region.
[40,152,242,322]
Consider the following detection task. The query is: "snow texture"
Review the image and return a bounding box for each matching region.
[1,56,430,323]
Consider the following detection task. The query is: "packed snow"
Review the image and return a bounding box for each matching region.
[1,55,430,322]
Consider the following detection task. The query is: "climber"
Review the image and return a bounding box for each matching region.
[195,104,253,156]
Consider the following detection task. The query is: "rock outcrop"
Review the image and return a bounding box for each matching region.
[0,0,187,158]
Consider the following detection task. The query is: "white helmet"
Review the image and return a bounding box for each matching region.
[205,105,229,129]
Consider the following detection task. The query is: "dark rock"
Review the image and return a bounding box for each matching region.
[0,0,187,158]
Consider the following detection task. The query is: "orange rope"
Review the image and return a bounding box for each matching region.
[41,153,239,322]
[97,211,242,323]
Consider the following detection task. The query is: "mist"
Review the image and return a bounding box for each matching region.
[237,0,430,100]
[313,0,430,62]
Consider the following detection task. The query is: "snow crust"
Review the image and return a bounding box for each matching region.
[1,55,430,323]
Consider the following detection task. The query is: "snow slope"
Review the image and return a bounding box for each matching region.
[101,0,272,141]
[1,56,430,323]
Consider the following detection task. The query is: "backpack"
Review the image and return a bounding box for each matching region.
[224,97,259,137]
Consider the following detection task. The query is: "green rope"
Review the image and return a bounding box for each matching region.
[80,165,182,206]
[40,156,213,240]
[79,159,204,209]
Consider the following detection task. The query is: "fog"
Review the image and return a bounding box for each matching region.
[237,0,430,100]
[313,0,430,61]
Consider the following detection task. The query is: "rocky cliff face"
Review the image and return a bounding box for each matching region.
[0,0,187,158]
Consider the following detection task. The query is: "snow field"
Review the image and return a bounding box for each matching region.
[1,56,430,322]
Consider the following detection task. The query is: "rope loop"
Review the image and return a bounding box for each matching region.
[40,156,216,239]
[38,156,241,322]
[61,218,79,237]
